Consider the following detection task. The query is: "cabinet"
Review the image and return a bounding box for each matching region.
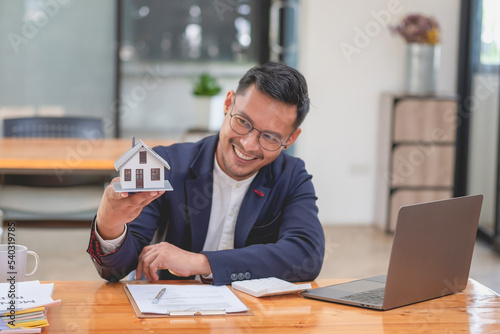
[375,94,458,232]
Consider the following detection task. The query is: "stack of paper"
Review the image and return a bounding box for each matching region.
[0,281,61,333]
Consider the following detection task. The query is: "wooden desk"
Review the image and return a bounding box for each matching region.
[0,138,173,175]
[45,279,499,333]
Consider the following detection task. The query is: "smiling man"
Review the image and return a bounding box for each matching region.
[87,62,325,285]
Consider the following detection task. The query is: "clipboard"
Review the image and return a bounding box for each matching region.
[123,285,253,318]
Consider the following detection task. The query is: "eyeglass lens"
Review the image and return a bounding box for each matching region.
[229,114,282,151]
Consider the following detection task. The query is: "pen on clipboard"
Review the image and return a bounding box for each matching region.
[152,288,166,304]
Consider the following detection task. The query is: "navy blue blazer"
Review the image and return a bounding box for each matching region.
[87,134,325,285]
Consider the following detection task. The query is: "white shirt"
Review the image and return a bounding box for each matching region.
[96,155,256,254]
[202,156,255,251]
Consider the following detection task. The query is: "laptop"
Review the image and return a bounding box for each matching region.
[301,194,483,310]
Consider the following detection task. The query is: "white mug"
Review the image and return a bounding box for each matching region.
[0,244,39,282]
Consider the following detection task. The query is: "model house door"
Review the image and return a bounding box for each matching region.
[136,169,144,188]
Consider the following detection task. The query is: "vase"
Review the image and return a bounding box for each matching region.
[193,95,225,131]
[193,96,211,130]
[405,43,440,95]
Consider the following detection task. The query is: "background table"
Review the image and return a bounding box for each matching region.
[45,279,500,333]
[0,138,173,222]
[0,138,173,174]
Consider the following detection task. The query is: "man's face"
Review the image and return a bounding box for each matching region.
[216,84,301,181]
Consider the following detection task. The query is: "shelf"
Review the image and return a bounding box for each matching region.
[375,94,458,232]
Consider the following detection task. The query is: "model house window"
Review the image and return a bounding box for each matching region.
[139,151,147,164]
[124,169,131,181]
[151,168,160,181]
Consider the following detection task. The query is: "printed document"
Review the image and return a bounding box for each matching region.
[126,284,248,315]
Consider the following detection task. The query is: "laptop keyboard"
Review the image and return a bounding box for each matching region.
[342,287,385,305]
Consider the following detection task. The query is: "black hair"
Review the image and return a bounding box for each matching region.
[235,62,310,129]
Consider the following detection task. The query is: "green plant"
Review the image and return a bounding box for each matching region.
[193,73,222,96]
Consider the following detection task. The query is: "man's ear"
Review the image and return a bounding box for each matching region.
[284,127,302,149]
[223,90,235,115]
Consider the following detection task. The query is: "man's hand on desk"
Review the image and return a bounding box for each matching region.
[136,242,212,282]
[96,177,165,240]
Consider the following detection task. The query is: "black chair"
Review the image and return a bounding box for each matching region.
[3,116,103,139]
[3,116,105,187]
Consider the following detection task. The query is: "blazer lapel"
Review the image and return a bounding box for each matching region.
[233,166,273,248]
[185,174,214,253]
[184,135,218,253]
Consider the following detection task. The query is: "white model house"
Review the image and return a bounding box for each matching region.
[113,138,173,192]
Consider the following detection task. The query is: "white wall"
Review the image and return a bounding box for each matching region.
[296,0,461,225]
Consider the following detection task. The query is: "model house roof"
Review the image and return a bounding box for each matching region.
[114,139,171,171]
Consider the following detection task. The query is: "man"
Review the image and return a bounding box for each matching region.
[87,62,325,285]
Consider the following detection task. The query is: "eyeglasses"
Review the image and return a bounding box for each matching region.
[228,110,291,151]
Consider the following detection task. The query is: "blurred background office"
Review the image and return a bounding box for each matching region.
[0,0,499,291]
